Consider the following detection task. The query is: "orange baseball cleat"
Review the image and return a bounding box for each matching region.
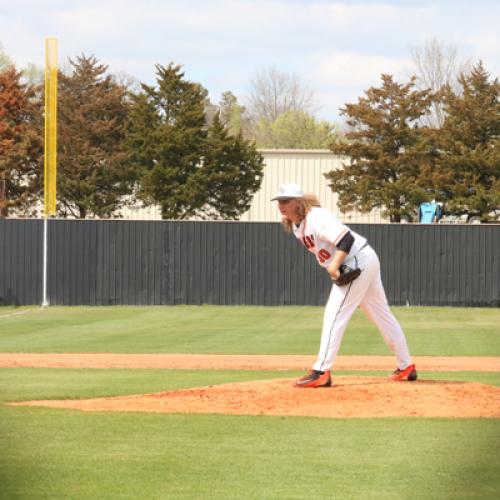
[295,370,332,388]
[389,364,418,381]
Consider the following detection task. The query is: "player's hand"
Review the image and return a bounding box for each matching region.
[328,267,340,280]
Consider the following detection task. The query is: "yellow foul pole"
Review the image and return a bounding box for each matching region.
[43,38,58,306]
[44,38,57,217]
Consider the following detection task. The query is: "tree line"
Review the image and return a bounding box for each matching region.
[0,56,265,219]
[0,44,498,221]
[329,63,499,222]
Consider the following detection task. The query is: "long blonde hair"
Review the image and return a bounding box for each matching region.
[281,194,321,232]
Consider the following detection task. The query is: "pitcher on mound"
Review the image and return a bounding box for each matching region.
[272,183,417,388]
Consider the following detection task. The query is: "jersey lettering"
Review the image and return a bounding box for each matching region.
[302,235,315,249]
[318,248,332,263]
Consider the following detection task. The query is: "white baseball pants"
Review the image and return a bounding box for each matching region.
[313,246,413,373]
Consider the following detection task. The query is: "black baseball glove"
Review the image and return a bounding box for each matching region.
[333,264,362,286]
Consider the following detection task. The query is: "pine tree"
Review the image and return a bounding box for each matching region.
[326,75,434,222]
[127,63,263,219]
[432,62,500,219]
[203,113,263,219]
[0,66,42,217]
[57,55,131,218]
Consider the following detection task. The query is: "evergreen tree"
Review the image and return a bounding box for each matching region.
[0,66,42,217]
[326,75,434,222]
[431,62,500,219]
[57,55,131,218]
[203,113,263,219]
[127,63,263,219]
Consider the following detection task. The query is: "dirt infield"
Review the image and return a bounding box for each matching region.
[11,377,500,418]
[4,353,500,418]
[1,353,499,371]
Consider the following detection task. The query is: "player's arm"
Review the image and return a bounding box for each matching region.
[326,232,354,280]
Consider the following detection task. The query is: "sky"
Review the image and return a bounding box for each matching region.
[1,0,499,122]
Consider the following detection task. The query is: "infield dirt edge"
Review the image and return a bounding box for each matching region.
[1,353,499,371]
[4,353,500,419]
[10,376,500,419]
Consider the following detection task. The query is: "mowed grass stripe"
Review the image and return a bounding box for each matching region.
[1,408,499,500]
[1,368,500,406]
[1,305,499,499]
[0,305,499,356]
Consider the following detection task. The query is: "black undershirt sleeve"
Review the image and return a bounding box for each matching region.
[336,231,354,253]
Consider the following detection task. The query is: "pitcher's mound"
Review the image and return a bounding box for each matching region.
[11,376,500,418]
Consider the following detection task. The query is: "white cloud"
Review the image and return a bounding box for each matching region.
[0,24,45,70]
[307,1,435,44]
[310,50,410,88]
[466,32,500,73]
[1,0,499,122]
[306,49,413,121]
[312,2,414,28]
[52,5,128,39]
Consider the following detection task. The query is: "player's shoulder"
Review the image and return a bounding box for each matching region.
[308,206,340,225]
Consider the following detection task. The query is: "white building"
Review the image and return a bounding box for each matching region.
[240,149,386,223]
[121,149,387,223]
[23,150,386,221]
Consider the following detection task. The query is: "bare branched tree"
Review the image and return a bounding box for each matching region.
[112,71,141,94]
[409,38,472,127]
[246,65,316,123]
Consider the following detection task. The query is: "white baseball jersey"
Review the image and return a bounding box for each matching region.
[293,207,367,268]
[291,206,413,373]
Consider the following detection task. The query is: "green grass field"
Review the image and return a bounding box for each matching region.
[1,305,499,499]
[1,305,499,355]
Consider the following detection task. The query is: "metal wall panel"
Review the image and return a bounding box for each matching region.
[0,219,43,305]
[353,224,500,307]
[0,220,498,307]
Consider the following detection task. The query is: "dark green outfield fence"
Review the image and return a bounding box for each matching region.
[0,219,498,307]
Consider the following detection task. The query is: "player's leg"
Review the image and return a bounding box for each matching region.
[296,285,361,387]
[312,286,359,373]
[359,250,416,380]
[310,256,377,374]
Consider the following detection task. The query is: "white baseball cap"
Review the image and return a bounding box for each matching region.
[271,183,305,201]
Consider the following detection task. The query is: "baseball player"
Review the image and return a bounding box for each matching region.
[272,183,417,388]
